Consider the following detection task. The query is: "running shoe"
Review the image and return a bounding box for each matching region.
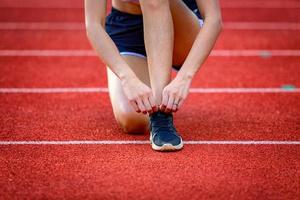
[149,111,183,151]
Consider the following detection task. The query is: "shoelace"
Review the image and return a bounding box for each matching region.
[150,113,177,134]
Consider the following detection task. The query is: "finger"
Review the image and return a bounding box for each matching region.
[174,107,178,112]
[177,97,184,109]
[143,97,153,114]
[161,90,169,112]
[172,96,180,112]
[136,99,147,114]
[172,104,177,113]
[130,100,140,113]
[178,90,189,109]
[148,95,158,112]
[166,94,174,113]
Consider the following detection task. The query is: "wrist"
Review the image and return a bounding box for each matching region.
[177,69,195,81]
[118,68,137,82]
[119,72,138,86]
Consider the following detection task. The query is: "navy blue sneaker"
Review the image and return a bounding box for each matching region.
[149,111,183,151]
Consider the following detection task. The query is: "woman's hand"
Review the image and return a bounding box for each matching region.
[161,75,192,113]
[121,76,158,115]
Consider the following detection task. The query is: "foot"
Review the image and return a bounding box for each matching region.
[149,111,183,151]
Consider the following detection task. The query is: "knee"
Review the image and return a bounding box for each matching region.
[141,0,169,10]
[117,112,149,134]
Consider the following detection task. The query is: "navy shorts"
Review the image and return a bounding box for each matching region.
[105,0,203,66]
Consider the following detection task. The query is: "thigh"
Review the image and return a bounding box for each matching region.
[107,55,150,122]
[169,0,201,66]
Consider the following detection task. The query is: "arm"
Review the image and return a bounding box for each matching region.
[177,0,222,79]
[162,0,222,112]
[84,0,156,114]
[84,0,136,81]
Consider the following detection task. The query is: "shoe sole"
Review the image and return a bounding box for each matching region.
[150,132,184,151]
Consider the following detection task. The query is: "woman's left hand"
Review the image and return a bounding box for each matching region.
[161,75,192,113]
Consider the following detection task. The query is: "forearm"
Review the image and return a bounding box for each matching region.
[177,18,222,79]
[86,24,136,81]
[140,0,174,103]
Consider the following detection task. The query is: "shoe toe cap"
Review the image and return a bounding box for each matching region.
[153,133,181,146]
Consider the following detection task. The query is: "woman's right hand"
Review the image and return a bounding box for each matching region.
[121,76,158,114]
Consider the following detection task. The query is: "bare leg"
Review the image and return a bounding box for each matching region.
[108,0,201,134]
[169,0,201,66]
[107,56,150,134]
[139,0,174,105]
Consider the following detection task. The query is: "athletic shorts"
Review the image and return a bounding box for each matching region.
[105,0,203,69]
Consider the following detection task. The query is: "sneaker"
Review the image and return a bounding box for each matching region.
[149,111,183,151]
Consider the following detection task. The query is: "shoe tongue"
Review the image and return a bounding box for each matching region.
[150,111,173,128]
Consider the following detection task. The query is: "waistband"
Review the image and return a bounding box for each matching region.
[110,7,143,18]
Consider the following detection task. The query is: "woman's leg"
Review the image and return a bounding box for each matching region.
[169,0,201,66]
[139,0,201,104]
[139,0,174,105]
[107,55,150,134]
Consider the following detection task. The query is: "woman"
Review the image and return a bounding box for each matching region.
[84,0,222,151]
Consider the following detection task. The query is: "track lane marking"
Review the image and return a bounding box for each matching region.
[1,0,299,8]
[1,22,300,30]
[1,50,300,57]
[0,140,299,145]
[210,50,300,57]
[221,1,300,8]
[0,88,299,94]
[223,22,300,30]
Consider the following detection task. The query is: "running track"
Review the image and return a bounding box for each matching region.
[0,0,299,199]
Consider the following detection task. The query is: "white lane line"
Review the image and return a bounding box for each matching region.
[220,1,300,8]
[0,22,84,30]
[210,50,300,57]
[223,22,300,30]
[0,0,83,8]
[0,1,299,8]
[0,88,299,94]
[1,22,300,30]
[189,88,300,93]
[1,50,300,57]
[0,140,299,145]
[0,88,109,93]
[0,50,96,57]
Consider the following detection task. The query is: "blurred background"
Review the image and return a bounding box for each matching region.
[0,0,299,88]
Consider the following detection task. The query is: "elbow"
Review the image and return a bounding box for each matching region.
[215,17,223,33]
[85,15,105,38]
[85,22,92,36]
[207,15,223,34]
[85,26,92,39]
[215,11,223,33]
[86,27,94,43]
[204,10,223,33]
[85,22,102,39]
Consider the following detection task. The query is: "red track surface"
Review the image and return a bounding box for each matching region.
[1,145,299,199]
[1,7,300,22]
[1,93,299,141]
[0,0,299,199]
[1,57,300,88]
[1,30,300,49]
